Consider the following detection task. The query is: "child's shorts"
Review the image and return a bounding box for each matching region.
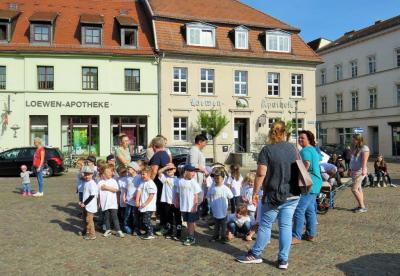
[181,211,199,223]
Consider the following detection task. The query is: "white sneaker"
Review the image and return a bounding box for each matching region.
[33,192,43,197]
[116,231,125,238]
[103,230,112,237]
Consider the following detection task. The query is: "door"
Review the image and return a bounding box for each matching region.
[371,127,379,155]
[234,118,248,152]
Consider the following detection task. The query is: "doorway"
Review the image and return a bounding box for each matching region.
[369,126,379,155]
[234,118,249,152]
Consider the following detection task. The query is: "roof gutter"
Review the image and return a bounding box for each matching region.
[143,0,159,51]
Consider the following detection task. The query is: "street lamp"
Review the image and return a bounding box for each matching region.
[294,100,299,148]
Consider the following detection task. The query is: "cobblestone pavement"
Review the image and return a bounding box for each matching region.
[0,162,399,275]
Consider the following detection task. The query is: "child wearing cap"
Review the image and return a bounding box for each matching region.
[79,166,98,240]
[157,163,181,240]
[175,164,202,246]
[123,162,141,235]
[20,165,33,196]
[207,168,233,243]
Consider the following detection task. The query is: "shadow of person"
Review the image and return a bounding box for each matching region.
[50,218,83,235]
[336,253,400,275]
[52,203,82,217]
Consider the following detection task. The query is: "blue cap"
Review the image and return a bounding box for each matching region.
[183,164,196,172]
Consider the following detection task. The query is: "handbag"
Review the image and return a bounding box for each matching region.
[294,146,313,194]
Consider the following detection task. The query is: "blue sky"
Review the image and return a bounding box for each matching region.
[242,0,400,42]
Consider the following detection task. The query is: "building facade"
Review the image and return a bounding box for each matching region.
[146,0,320,162]
[312,16,400,157]
[0,0,158,157]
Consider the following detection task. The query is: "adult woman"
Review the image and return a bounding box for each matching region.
[115,134,131,170]
[32,137,45,197]
[349,134,369,213]
[374,154,392,187]
[292,130,322,244]
[236,121,301,270]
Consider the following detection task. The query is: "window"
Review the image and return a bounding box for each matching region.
[82,67,98,90]
[335,65,342,81]
[125,69,140,91]
[291,118,304,139]
[234,70,248,95]
[397,84,400,106]
[369,88,377,109]
[83,26,101,45]
[368,55,376,73]
[351,91,358,111]
[173,67,187,94]
[338,128,354,145]
[30,116,48,145]
[121,28,137,47]
[396,49,400,67]
[321,96,327,114]
[0,66,5,89]
[336,94,343,113]
[266,30,291,52]
[235,27,248,49]
[291,74,303,97]
[320,69,326,85]
[350,60,358,78]
[32,24,50,42]
[267,72,280,96]
[319,128,327,145]
[0,23,8,42]
[173,117,188,141]
[268,118,277,129]
[186,23,215,47]
[37,66,54,90]
[200,69,214,94]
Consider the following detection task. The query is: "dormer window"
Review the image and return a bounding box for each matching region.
[234,26,249,49]
[265,30,291,53]
[80,14,104,46]
[0,9,20,43]
[29,12,58,45]
[116,15,138,48]
[186,22,215,47]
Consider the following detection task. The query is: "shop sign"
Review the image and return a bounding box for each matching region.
[261,99,294,110]
[25,100,110,108]
[190,98,222,107]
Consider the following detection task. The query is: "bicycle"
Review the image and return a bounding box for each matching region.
[63,145,79,172]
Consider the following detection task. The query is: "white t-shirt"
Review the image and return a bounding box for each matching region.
[99,178,119,211]
[227,213,251,228]
[118,176,128,208]
[205,175,214,188]
[126,175,141,207]
[138,179,157,213]
[82,180,98,214]
[175,178,202,213]
[207,185,234,219]
[76,170,84,192]
[226,175,243,197]
[159,174,178,204]
[241,185,256,212]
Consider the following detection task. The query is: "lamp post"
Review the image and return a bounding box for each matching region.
[295,100,299,148]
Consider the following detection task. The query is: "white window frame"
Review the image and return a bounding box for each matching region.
[234,70,248,96]
[173,117,188,141]
[291,74,303,97]
[368,55,376,74]
[268,118,277,129]
[320,69,326,85]
[335,64,342,81]
[321,96,327,114]
[172,67,188,94]
[350,60,358,78]
[186,22,216,47]
[351,91,359,111]
[234,26,249,49]
[200,68,214,95]
[291,118,304,139]
[336,94,343,113]
[369,88,377,109]
[265,30,291,53]
[267,72,280,97]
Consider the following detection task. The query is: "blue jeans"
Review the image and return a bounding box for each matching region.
[251,198,299,262]
[36,169,44,193]
[292,193,318,240]
[227,220,251,235]
[124,205,135,233]
[22,183,32,193]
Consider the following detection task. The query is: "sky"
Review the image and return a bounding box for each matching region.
[242,0,400,42]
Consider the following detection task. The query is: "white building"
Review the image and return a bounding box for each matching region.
[311,16,400,158]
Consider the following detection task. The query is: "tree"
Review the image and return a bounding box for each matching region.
[197,109,229,163]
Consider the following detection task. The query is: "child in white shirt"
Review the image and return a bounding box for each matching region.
[241,172,256,219]
[20,165,32,196]
[98,165,124,238]
[79,166,98,240]
[175,164,202,246]
[117,166,128,228]
[158,163,181,240]
[123,162,141,235]
[75,158,85,202]
[226,164,243,213]
[135,166,157,240]
[207,168,233,243]
[227,204,251,241]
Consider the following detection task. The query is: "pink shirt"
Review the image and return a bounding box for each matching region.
[33,147,45,168]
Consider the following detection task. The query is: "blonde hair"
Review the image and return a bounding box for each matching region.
[244,172,256,184]
[141,166,152,174]
[268,121,286,144]
[352,134,364,150]
[150,137,166,149]
[236,204,248,216]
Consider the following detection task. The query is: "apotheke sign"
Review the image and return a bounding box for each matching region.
[261,99,294,109]
[26,100,110,108]
[190,98,222,107]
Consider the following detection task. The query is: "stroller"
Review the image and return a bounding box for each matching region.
[316,178,353,215]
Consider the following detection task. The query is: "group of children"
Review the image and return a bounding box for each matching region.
[75,155,260,245]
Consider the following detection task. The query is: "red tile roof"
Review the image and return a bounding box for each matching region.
[0,9,20,20]
[116,15,138,27]
[0,0,155,56]
[29,11,58,22]
[80,13,104,25]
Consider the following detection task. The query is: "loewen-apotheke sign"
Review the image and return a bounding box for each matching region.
[26,100,110,108]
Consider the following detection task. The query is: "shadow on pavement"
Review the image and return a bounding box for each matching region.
[50,218,82,235]
[52,203,81,217]
[336,253,400,275]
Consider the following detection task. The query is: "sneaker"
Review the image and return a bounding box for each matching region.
[83,235,96,240]
[354,207,368,213]
[22,192,27,196]
[303,235,315,242]
[350,206,361,212]
[141,234,155,240]
[116,231,125,238]
[183,236,196,246]
[78,231,87,236]
[236,251,263,264]
[291,238,301,245]
[103,230,112,237]
[27,192,32,196]
[277,260,289,269]
[165,230,173,239]
[32,192,43,197]
[124,226,132,235]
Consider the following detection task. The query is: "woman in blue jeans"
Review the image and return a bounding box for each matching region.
[32,137,45,197]
[292,130,323,244]
[236,121,301,270]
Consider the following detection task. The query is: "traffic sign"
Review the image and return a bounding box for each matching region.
[353,127,364,134]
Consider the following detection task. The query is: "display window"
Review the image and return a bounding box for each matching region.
[30,116,48,146]
[111,116,147,153]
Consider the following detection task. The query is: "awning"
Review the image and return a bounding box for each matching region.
[29,12,58,23]
[115,15,138,27]
[0,9,20,21]
[80,14,104,25]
